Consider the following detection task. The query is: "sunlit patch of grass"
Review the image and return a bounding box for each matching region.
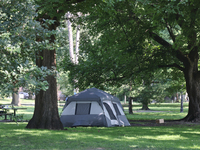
[124,102,189,121]
[0,97,35,104]
[141,134,188,140]
[126,111,187,120]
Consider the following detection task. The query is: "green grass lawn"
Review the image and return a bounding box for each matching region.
[124,103,189,121]
[1,98,200,150]
[0,122,200,150]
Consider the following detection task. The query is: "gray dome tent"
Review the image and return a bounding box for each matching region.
[60,88,130,127]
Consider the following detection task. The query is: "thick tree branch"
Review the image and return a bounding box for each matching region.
[176,49,189,65]
[149,32,172,48]
[164,19,176,42]
[158,63,185,72]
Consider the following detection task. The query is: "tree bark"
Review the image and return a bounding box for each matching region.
[180,48,200,122]
[66,12,75,63]
[182,74,200,122]
[26,71,63,129]
[128,97,133,114]
[124,95,126,104]
[75,25,80,64]
[26,17,63,130]
[141,103,150,110]
[182,74,200,121]
[176,93,179,102]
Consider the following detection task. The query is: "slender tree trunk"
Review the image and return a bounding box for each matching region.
[66,12,80,94]
[128,82,133,114]
[128,97,133,114]
[176,93,179,102]
[28,92,33,100]
[124,95,126,104]
[74,25,80,93]
[26,17,63,130]
[66,12,74,63]
[11,88,20,106]
[75,25,80,64]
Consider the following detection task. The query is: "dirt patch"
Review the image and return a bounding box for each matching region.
[129,119,200,127]
[1,119,199,127]
[0,119,28,122]
[0,120,14,122]
[133,110,168,113]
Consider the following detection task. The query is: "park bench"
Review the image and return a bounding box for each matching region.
[0,104,26,121]
[0,111,14,120]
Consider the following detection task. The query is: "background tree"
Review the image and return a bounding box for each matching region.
[56,13,82,97]
[57,71,74,97]
[67,0,200,122]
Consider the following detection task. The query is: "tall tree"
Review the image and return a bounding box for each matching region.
[134,0,200,122]
[26,14,63,129]
[26,0,98,129]
[67,0,200,122]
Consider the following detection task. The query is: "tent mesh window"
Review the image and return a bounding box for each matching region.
[75,103,91,115]
[103,103,117,120]
[113,103,121,115]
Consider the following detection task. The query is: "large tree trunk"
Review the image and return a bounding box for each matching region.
[183,74,200,122]
[26,18,63,130]
[183,74,200,121]
[181,48,200,122]
[26,68,63,129]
